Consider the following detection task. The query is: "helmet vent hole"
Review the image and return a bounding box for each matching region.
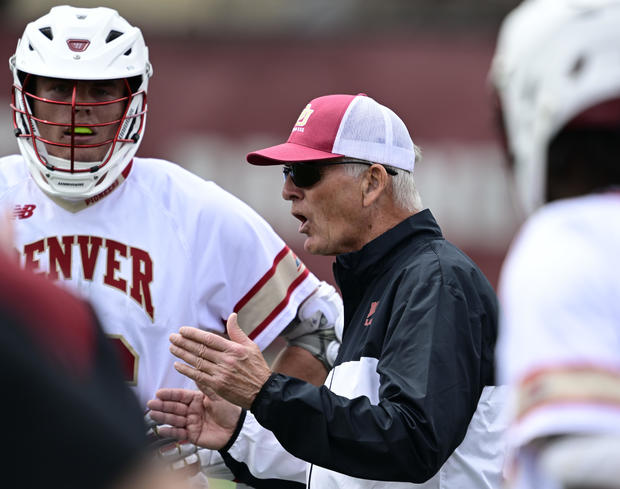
[28,43,33,51]
[570,56,586,78]
[105,30,123,43]
[39,27,53,40]
[124,48,132,56]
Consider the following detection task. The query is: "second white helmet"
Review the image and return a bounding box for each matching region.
[490,0,620,214]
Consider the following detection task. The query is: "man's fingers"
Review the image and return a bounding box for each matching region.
[225,312,253,346]
[177,326,233,352]
[147,399,190,418]
[169,340,215,373]
[169,332,227,370]
[174,361,211,385]
[148,409,188,428]
[155,388,199,404]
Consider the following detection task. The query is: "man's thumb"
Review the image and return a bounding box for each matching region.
[226,313,251,345]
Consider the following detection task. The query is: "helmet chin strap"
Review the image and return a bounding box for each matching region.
[45,153,104,172]
[40,152,113,202]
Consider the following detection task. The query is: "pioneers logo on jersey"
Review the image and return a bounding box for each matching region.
[364,301,379,326]
[84,178,121,207]
[292,104,314,134]
[13,204,36,220]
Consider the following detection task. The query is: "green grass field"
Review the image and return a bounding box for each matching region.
[208,479,236,488]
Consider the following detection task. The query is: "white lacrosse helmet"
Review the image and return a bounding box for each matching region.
[9,6,153,200]
[490,0,620,215]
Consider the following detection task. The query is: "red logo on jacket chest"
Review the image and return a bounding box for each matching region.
[364,301,379,326]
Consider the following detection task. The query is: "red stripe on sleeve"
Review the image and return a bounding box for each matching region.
[248,268,310,340]
[233,246,290,313]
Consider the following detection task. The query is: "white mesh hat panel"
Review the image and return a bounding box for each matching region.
[332,95,416,172]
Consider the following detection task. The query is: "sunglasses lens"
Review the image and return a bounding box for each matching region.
[284,164,322,188]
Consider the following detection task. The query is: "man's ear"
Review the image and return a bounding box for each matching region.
[361,164,390,207]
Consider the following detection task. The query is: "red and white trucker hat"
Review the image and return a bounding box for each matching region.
[246,93,416,172]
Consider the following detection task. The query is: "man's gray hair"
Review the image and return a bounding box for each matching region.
[342,145,423,213]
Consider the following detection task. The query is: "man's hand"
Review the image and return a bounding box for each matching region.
[169,313,273,410]
[146,388,242,450]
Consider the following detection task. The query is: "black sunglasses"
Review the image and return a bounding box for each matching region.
[282,159,397,188]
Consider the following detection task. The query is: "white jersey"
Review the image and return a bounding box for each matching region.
[497,192,620,489]
[0,155,319,407]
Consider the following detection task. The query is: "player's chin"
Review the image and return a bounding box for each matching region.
[44,148,100,163]
[74,146,110,162]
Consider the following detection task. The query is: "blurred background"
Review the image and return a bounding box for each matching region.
[0,0,523,291]
[0,1,522,487]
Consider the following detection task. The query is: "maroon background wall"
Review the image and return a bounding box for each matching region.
[146,33,509,288]
[1,29,511,289]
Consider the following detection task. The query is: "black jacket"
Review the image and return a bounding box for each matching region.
[228,210,499,486]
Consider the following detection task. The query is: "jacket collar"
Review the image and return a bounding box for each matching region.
[333,209,443,290]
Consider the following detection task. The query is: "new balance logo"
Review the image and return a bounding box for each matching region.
[13,204,36,220]
[364,301,379,326]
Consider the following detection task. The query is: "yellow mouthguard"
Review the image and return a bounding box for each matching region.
[74,127,93,135]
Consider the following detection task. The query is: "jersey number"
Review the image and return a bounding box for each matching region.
[108,334,139,385]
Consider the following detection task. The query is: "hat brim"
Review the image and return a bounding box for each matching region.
[247,142,343,166]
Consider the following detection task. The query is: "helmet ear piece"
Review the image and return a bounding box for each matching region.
[17,70,28,86]
[127,75,143,95]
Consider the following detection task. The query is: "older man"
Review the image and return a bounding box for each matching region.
[149,93,506,489]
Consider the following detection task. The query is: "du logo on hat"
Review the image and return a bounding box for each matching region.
[293,104,314,133]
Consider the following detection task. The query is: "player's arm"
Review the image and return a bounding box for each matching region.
[272,282,343,385]
[271,346,327,386]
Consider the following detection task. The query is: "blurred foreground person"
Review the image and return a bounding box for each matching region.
[490,1,620,488]
[150,93,507,488]
[0,215,190,489]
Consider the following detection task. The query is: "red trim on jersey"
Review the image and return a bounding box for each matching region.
[121,159,133,178]
[248,267,310,340]
[515,363,620,422]
[517,398,620,423]
[233,246,290,313]
[519,363,620,385]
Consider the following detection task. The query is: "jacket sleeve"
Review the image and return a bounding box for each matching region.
[250,267,496,482]
[219,409,307,488]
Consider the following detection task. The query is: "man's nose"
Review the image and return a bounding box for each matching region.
[282,173,302,201]
[73,83,92,110]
